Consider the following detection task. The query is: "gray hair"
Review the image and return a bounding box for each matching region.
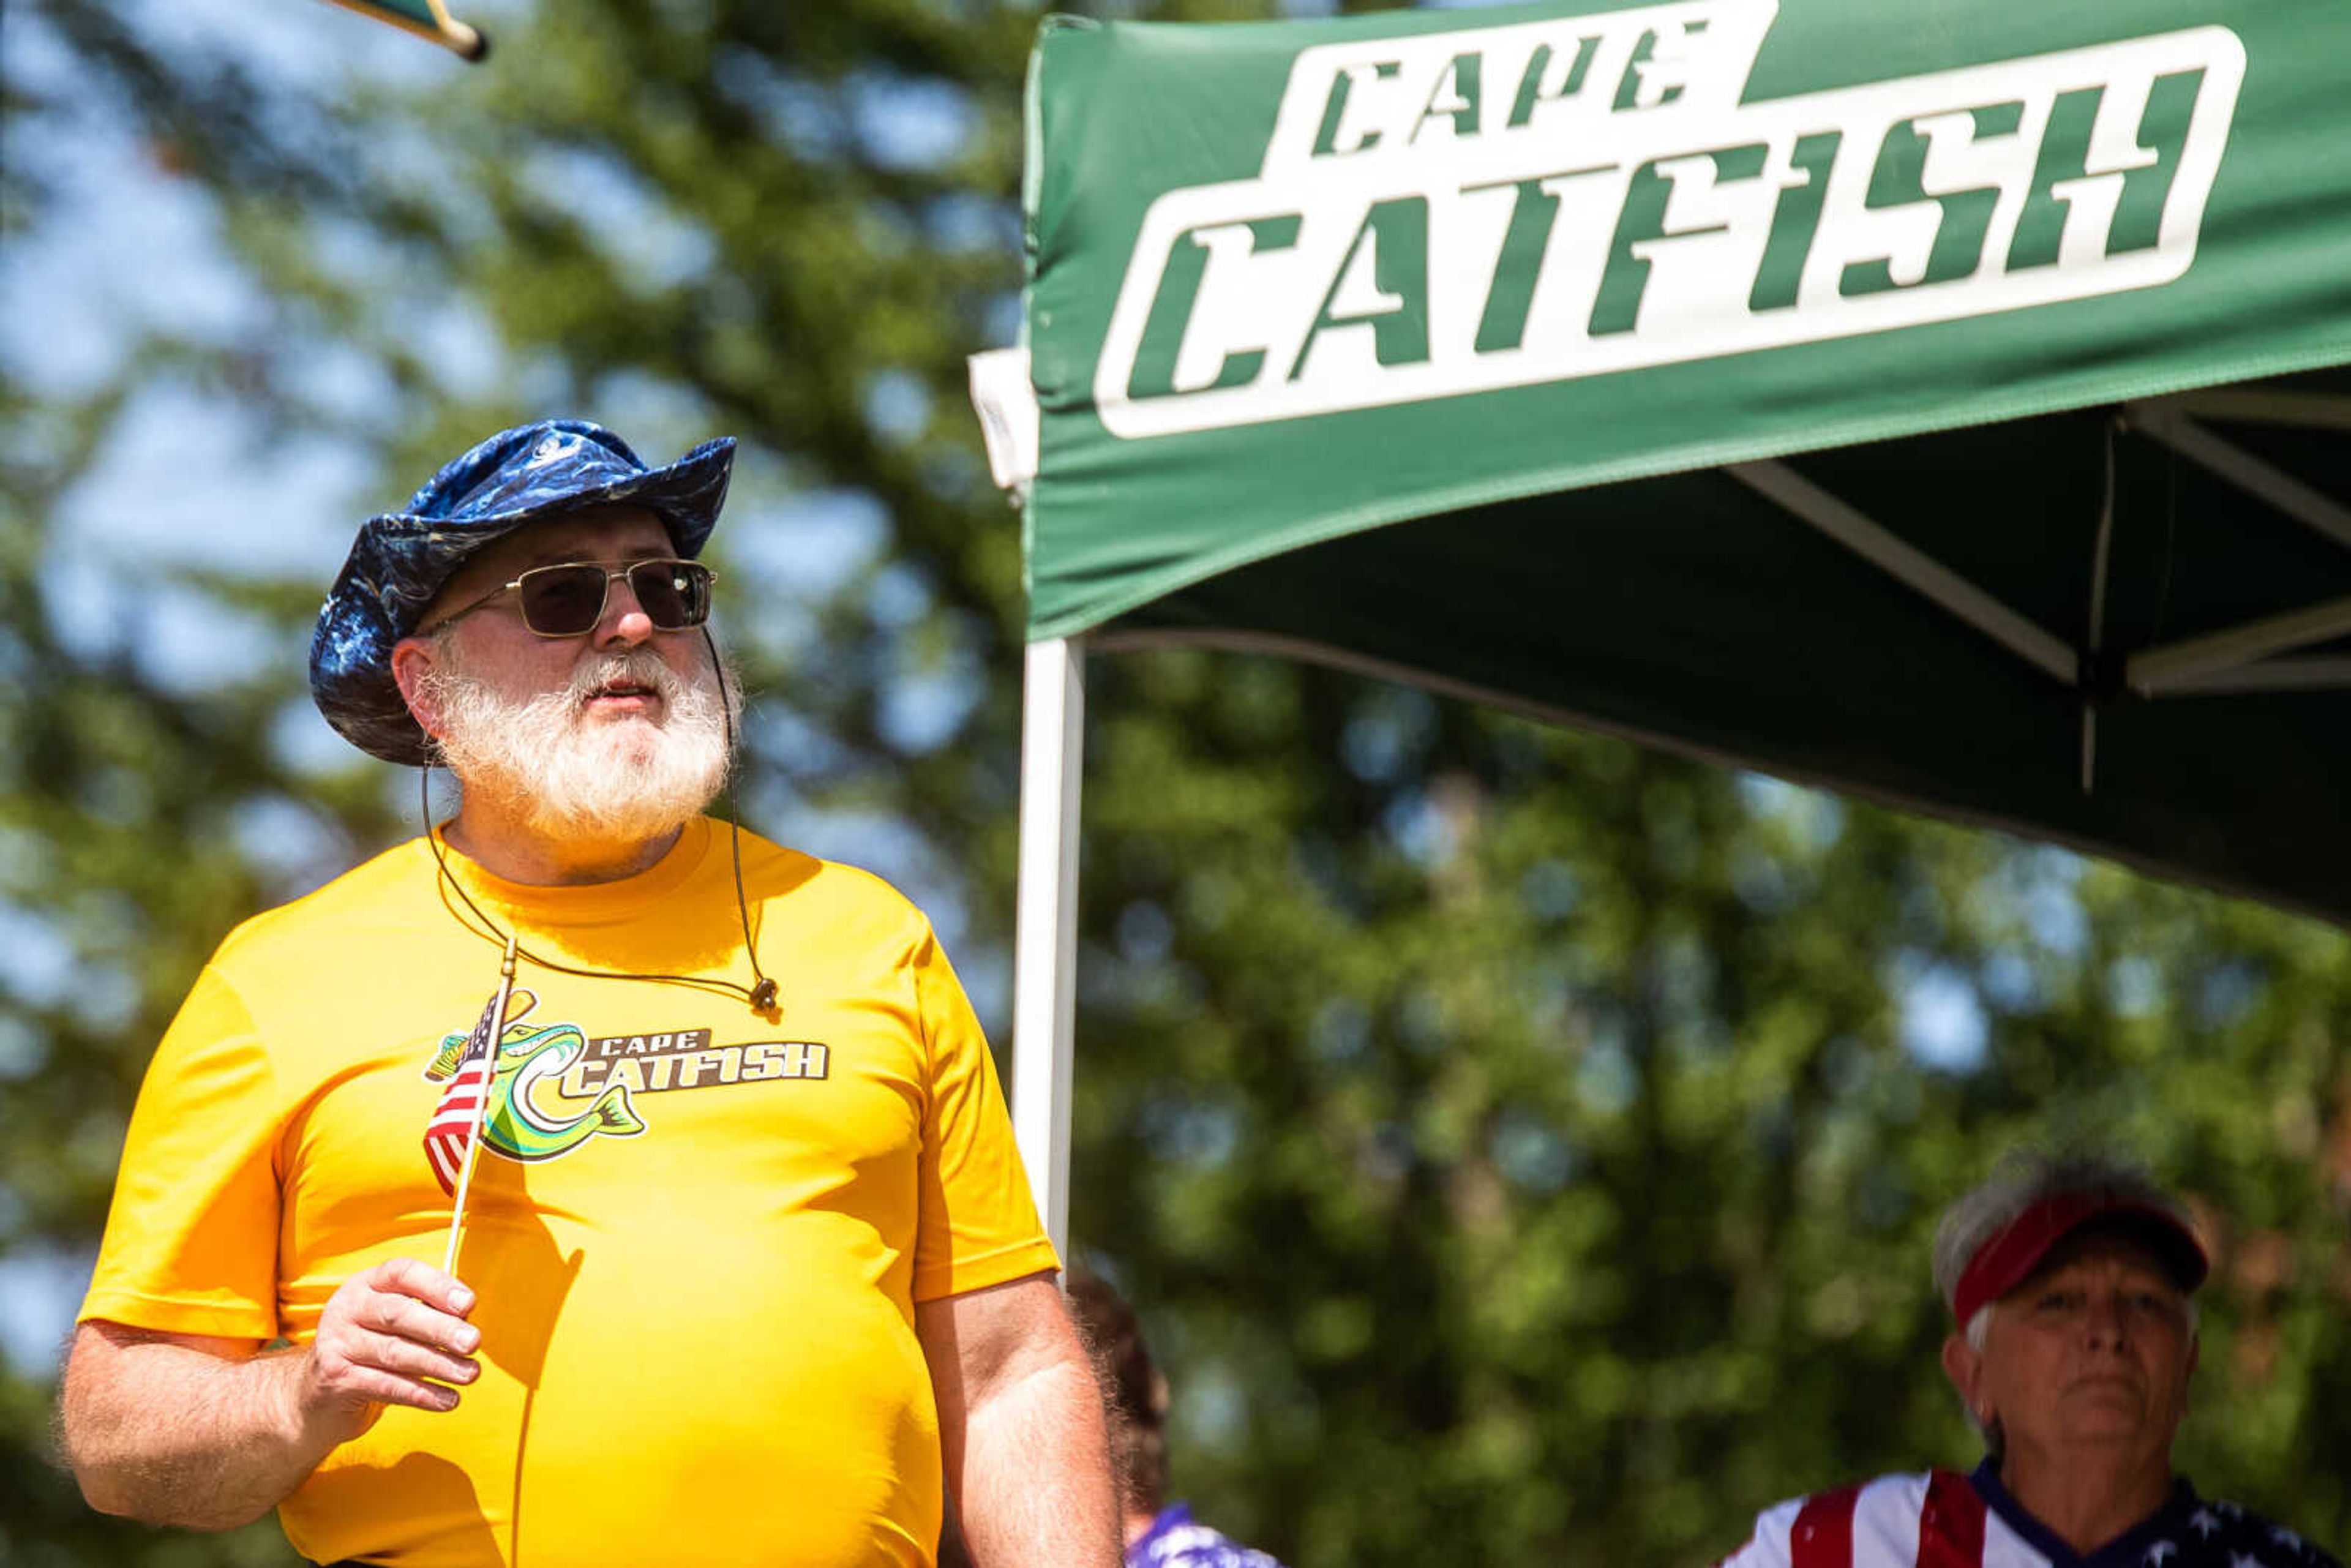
[1932,1149,2200,1456]
[1930,1148,2197,1311]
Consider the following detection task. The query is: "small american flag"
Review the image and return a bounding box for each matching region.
[424,989,503,1197]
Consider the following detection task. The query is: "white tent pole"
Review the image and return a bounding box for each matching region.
[1725,460,2080,685]
[1011,634,1086,1256]
[2124,403,2351,550]
[2080,418,2120,793]
[2142,389,2351,434]
[2145,656,2351,694]
[2127,593,2351,694]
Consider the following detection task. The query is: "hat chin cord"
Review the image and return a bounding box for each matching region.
[420,625,781,1015]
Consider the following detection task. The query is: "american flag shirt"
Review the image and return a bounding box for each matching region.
[1715,1461,2342,1568]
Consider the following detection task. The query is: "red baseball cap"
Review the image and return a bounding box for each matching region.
[1949,1189,2209,1326]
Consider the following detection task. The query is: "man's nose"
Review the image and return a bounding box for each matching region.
[592,573,656,648]
[2083,1291,2130,1346]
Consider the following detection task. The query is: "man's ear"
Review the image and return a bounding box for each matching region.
[1941,1330,1989,1426]
[390,636,447,741]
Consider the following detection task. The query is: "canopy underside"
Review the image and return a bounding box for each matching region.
[1093,372,2351,922]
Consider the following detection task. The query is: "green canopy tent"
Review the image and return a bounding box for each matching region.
[967,0,2351,1247]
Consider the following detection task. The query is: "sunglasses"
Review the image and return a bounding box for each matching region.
[427,558,716,638]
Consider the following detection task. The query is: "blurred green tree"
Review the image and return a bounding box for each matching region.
[1069,667,2351,1562]
[3,0,2344,1564]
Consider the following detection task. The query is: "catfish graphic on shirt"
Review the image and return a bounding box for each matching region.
[422,993,643,1165]
[421,990,830,1172]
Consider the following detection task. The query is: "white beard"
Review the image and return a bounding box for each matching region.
[421,644,735,846]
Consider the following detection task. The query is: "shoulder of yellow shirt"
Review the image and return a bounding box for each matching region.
[201,823,945,970]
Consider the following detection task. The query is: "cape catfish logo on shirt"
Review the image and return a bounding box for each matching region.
[1093,0,2243,437]
[420,991,830,1169]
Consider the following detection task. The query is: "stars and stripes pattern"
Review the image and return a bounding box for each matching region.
[423,990,503,1196]
[1714,1469,2341,1568]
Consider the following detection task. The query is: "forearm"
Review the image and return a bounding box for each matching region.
[947,1356,1122,1568]
[62,1330,349,1529]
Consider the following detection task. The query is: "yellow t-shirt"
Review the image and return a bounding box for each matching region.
[81,819,1058,1567]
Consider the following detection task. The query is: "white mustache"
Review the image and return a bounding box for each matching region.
[569,650,690,707]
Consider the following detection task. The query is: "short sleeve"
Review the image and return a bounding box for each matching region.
[80,962,288,1341]
[1710,1493,1803,1568]
[907,926,1059,1302]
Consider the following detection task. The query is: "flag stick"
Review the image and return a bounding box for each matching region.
[322,0,490,62]
[441,934,519,1276]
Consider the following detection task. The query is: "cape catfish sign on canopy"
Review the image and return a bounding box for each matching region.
[1095,0,2243,439]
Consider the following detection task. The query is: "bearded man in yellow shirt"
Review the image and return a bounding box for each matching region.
[59,419,1120,1568]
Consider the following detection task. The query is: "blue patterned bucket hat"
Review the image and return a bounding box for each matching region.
[310,418,736,766]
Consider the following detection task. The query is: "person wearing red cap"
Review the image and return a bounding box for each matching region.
[1711,1150,2341,1568]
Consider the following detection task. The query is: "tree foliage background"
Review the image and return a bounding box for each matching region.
[4,0,2346,1564]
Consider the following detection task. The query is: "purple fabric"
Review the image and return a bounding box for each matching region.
[1127,1503,1288,1568]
